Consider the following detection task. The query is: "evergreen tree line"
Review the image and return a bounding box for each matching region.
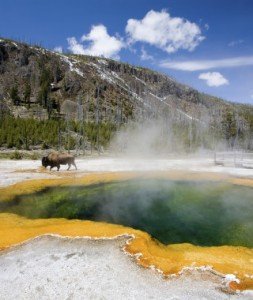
[0,115,116,151]
[0,111,252,152]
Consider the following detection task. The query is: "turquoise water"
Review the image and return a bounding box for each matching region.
[1,179,252,247]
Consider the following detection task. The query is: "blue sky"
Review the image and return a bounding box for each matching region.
[0,0,253,104]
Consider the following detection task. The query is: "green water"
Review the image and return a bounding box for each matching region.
[1,179,252,247]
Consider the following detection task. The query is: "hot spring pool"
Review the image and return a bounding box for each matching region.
[1,179,252,247]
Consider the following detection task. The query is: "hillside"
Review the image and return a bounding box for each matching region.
[0,37,252,152]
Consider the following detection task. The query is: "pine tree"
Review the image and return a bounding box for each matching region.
[24,82,31,108]
[38,68,52,107]
[10,86,20,105]
[221,110,237,148]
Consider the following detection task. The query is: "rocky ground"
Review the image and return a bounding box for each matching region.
[0,235,252,300]
[0,155,253,187]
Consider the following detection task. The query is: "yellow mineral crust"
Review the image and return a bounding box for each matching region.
[0,172,138,202]
[0,172,253,292]
[1,170,253,202]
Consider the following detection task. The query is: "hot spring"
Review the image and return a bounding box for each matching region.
[1,179,252,247]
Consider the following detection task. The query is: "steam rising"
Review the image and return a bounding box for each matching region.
[110,117,210,156]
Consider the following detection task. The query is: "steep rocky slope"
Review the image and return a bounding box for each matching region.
[0,37,252,150]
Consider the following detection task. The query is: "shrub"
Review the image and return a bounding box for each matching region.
[41,142,49,150]
[30,152,40,160]
[10,150,23,160]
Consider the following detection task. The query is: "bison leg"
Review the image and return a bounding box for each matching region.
[57,165,60,171]
[73,162,77,170]
[67,163,71,171]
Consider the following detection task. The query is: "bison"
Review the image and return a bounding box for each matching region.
[42,152,77,171]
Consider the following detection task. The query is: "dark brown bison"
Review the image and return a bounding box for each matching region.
[42,152,77,171]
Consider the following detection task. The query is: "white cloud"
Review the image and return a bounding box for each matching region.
[140,47,153,61]
[125,9,204,53]
[228,39,244,47]
[199,72,229,87]
[67,25,124,59]
[204,23,209,30]
[160,56,253,71]
[67,37,86,54]
[53,46,63,53]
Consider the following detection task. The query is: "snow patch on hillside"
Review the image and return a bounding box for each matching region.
[59,54,85,77]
